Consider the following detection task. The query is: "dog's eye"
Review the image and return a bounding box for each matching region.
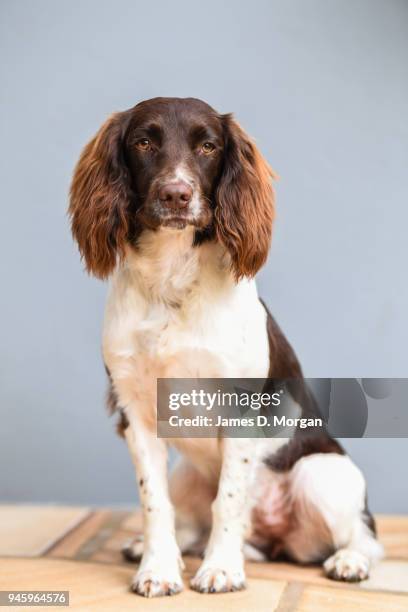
[201,142,216,154]
[136,138,151,151]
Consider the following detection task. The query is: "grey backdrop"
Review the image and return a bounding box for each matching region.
[1,0,407,512]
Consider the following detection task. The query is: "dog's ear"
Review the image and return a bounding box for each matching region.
[69,111,133,279]
[215,115,276,279]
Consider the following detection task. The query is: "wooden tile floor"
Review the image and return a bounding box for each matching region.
[0,506,407,610]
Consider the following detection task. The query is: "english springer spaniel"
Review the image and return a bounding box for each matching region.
[69,97,382,597]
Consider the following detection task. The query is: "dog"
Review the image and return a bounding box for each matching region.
[69,97,383,597]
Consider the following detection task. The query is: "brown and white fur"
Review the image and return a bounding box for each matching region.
[69,97,383,597]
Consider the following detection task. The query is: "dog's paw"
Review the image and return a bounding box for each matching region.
[190,565,246,594]
[131,570,183,597]
[324,549,370,582]
[122,537,143,562]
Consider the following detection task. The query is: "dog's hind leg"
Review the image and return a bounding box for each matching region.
[171,458,215,555]
[283,453,383,582]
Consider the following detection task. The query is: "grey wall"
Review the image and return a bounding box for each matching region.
[1,0,407,512]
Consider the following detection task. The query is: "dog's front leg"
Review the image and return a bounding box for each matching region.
[124,411,183,597]
[191,438,255,593]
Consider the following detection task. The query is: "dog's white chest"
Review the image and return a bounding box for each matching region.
[102,232,270,428]
[104,278,268,378]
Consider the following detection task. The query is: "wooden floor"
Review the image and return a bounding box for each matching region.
[0,506,407,611]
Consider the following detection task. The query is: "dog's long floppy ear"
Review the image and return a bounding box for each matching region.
[69,111,133,279]
[215,115,277,279]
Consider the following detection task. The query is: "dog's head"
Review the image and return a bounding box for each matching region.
[69,97,276,280]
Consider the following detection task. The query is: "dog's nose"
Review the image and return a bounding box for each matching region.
[159,182,192,209]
